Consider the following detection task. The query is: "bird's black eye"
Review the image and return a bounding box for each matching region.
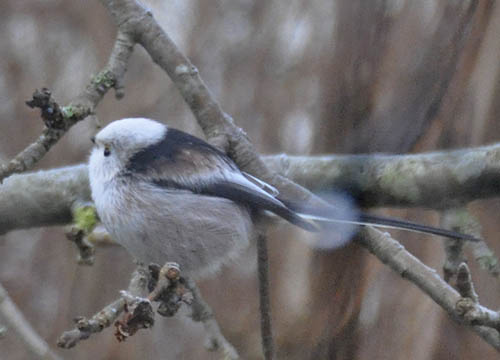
[90,136,95,144]
[104,146,111,157]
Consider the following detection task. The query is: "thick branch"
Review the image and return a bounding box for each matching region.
[4,140,500,235]
[265,145,500,209]
[0,165,89,235]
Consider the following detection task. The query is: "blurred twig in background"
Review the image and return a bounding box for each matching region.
[0,282,63,360]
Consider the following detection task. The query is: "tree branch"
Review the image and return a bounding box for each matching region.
[57,266,149,348]
[0,282,63,360]
[0,30,134,183]
[99,0,328,211]
[257,233,274,360]
[265,145,500,209]
[184,277,239,359]
[357,227,500,350]
[0,165,88,235]
[58,263,237,358]
[4,141,500,235]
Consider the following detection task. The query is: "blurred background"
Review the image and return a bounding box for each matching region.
[1,0,500,359]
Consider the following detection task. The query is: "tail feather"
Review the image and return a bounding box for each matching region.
[298,211,479,242]
[282,200,480,242]
[358,213,480,242]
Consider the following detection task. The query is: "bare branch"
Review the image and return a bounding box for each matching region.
[4,140,500,235]
[145,262,191,318]
[0,283,63,360]
[357,227,500,351]
[256,233,275,360]
[58,298,127,349]
[0,165,88,235]
[473,241,500,278]
[184,277,239,359]
[58,262,237,357]
[0,30,134,183]
[57,266,149,348]
[455,264,500,332]
[441,209,469,282]
[265,145,500,209]
[65,203,99,265]
[65,226,96,266]
[456,263,479,302]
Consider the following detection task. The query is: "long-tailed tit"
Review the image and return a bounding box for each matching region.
[88,118,478,278]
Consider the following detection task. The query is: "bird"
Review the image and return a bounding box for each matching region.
[88,117,479,279]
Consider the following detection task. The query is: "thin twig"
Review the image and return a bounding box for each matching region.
[456,263,479,302]
[441,208,500,279]
[0,282,63,360]
[65,202,99,265]
[185,278,239,359]
[441,209,469,282]
[86,224,118,247]
[257,233,275,360]
[0,30,134,183]
[455,264,500,331]
[57,266,149,348]
[114,263,237,357]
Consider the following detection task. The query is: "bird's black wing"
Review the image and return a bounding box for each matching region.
[199,180,318,232]
[124,127,317,231]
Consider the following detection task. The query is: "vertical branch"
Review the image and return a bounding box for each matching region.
[257,233,275,360]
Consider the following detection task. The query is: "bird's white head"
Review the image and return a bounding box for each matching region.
[88,118,166,184]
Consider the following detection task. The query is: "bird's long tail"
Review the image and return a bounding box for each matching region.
[282,200,480,242]
[299,211,479,242]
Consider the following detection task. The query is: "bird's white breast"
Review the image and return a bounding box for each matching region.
[89,169,253,278]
